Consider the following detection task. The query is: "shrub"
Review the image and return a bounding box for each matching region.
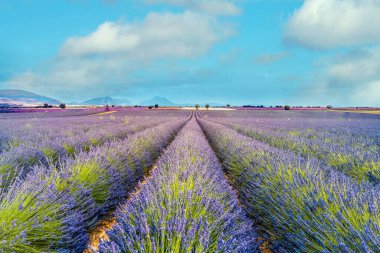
[100,119,258,252]
[198,118,380,252]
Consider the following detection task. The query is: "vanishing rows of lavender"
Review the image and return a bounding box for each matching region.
[1,108,379,252]
[199,110,380,183]
[198,110,380,252]
[99,118,258,253]
[0,110,187,188]
[0,109,190,252]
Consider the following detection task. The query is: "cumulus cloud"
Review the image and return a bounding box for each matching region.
[60,11,230,59]
[284,0,380,49]
[253,52,289,64]
[146,0,241,16]
[3,11,233,100]
[300,47,380,106]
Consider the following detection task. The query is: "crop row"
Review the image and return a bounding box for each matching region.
[197,116,380,252]
[200,113,380,184]
[99,118,258,253]
[0,113,187,191]
[0,117,188,253]
[0,111,188,152]
[0,110,189,153]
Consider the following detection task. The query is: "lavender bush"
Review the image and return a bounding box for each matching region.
[99,118,258,253]
[198,116,380,252]
[1,107,378,252]
[0,115,189,252]
[0,110,187,191]
[202,110,380,184]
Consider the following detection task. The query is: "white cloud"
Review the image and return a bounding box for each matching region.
[146,0,241,16]
[284,0,380,49]
[327,48,380,105]
[60,11,231,60]
[60,22,140,57]
[354,80,380,105]
[4,11,233,100]
[327,49,380,84]
[300,47,380,106]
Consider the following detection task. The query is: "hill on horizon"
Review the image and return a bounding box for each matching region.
[81,96,132,106]
[139,96,177,106]
[0,89,61,106]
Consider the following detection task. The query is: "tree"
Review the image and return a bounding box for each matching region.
[284,105,291,111]
[226,104,230,108]
[205,104,210,110]
[148,106,153,109]
[195,104,200,110]
[43,103,49,108]
[155,104,159,108]
[327,105,333,110]
[59,103,66,109]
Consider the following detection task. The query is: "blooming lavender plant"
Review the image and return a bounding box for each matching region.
[99,118,258,253]
[0,165,88,253]
[0,110,188,192]
[197,116,380,252]
[202,110,380,184]
[0,113,189,252]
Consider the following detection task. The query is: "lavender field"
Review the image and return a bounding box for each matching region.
[0,108,379,253]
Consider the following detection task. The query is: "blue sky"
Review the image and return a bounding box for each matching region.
[1,0,380,106]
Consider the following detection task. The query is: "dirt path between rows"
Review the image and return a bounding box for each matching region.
[195,112,273,253]
[84,113,269,252]
[91,111,118,116]
[83,115,191,252]
[83,166,157,252]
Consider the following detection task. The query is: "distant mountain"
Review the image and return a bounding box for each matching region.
[0,89,60,105]
[82,96,132,106]
[139,96,176,106]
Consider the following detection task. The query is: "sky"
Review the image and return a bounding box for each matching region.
[1,0,380,106]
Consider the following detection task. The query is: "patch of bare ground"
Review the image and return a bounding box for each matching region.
[259,238,273,253]
[83,166,157,253]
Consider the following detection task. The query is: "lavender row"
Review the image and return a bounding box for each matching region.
[0,114,185,191]
[0,110,189,153]
[99,118,258,253]
[201,111,380,184]
[0,107,110,118]
[0,117,188,253]
[198,117,380,252]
